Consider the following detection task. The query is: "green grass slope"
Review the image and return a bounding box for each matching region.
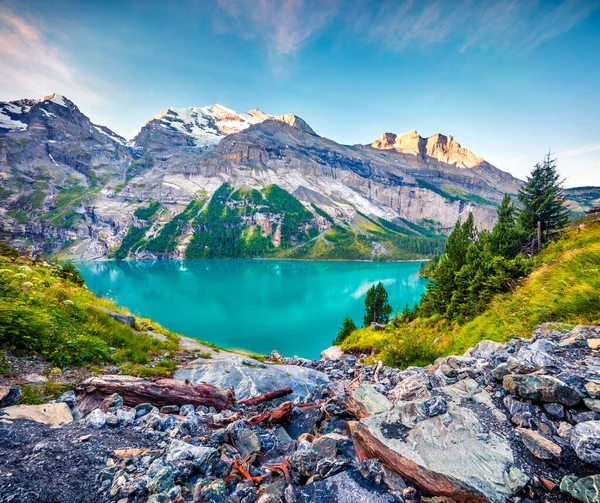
[342,218,600,366]
[0,243,181,377]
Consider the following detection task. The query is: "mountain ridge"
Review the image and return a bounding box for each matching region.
[0,93,596,260]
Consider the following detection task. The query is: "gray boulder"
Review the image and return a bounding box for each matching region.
[300,469,396,502]
[86,409,106,429]
[570,421,600,466]
[0,386,21,408]
[354,379,529,503]
[165,439,217,473]
[503,374,581,406]
[174,352,328,400]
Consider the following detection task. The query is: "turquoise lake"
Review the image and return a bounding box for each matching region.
[77,260,428,359]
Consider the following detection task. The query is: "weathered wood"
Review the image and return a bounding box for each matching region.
[75,374,235,415]
[270,401,293,423]
[237,387,293,406]
[247,401,293,425]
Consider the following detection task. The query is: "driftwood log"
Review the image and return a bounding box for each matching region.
[75,374,235,415]
[247,401,293,425]
[237,387,293,407]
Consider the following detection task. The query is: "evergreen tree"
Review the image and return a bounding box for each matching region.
[489,194,526,259]
[363,282,393,326]
[518,152,569,245]
[333,315,357,345]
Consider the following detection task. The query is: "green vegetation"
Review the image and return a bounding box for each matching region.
[363,282,393,326]
[186,183,315,258]
[0,244,180,374]
[416,178,497,206]
[280,212,446,260]
[340,154,583,368]
[263,184,314,246]
[114,224,149,260]
[311,203,334,224]
[134,201,161,220]
[145,199,205,254]
[333,315,357,345]
[518,152,570,245]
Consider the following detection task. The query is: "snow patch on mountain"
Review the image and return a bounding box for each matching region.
[43,94,68,107]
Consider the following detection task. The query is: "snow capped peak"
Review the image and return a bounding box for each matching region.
[140,103,316,149]
[42,93,69,107]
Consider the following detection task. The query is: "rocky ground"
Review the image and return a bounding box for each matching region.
[2,324,600,503]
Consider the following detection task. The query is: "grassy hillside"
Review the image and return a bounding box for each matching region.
[0,243,181,378]
[341,218,600,366]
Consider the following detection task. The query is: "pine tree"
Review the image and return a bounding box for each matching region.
[363,282,393,326]
[333,315,357,345]
[518,152,569,246]
[489,194,526,259]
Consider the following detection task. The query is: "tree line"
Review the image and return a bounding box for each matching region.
[334,152,570,343]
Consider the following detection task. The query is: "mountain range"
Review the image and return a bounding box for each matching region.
[1,93,597,260]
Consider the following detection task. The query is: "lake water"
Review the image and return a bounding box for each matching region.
[77,260,428,359]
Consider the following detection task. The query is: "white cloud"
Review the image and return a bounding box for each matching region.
[214,0,342,56]
[0,10,104,108]
[559,144,600,158]
[352,0,600,54]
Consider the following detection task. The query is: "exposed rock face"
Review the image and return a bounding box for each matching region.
[1,93,593,259]
[173,345,329,400]
[371,130,485,169]
[1,403,73,427]
[355,379,527,503]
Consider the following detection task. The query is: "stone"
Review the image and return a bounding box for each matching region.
[86,408,106,428]
[286,404,323,440]
[180,404,194,416]
[147,466,174,494]
[584,398,600,412]
[585,381,600,399]
[0,385,21,408]
[347,383,393,419]
[0,403,73,427]
[570,421,600,466]
[588,339,600,350]
[100,393,123,412]
[134,403,154,418]
[491,363,510,381]
[543,403,565,419]
[180,411,201,435]
[558,421,573,439]
[503,374,581,406]
[300,468,396,502]
[116,408,135,426]
[560,475,600,503]
[174,351,329,401]
[354,380,529,503]
[56,390,77,410]
[103,308,136,327]
[160,405,180,414]
[464,340,506,361]
[320,346,344,361]
[236,428,262,459]
[516,428,562,460]
[388,372,431,402]
[165,439,217,473]
[105,412,119,427]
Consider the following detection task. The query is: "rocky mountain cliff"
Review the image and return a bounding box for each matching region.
[0,93,592,260]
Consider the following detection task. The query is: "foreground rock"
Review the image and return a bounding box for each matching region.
[174,349,329,400]
[3,323,600,503]
[0,403,73,427]
[355,379,527,503]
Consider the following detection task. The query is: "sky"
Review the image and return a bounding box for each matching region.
[0,0,599,187]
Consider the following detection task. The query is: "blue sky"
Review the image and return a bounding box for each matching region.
[0,0,599,187]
